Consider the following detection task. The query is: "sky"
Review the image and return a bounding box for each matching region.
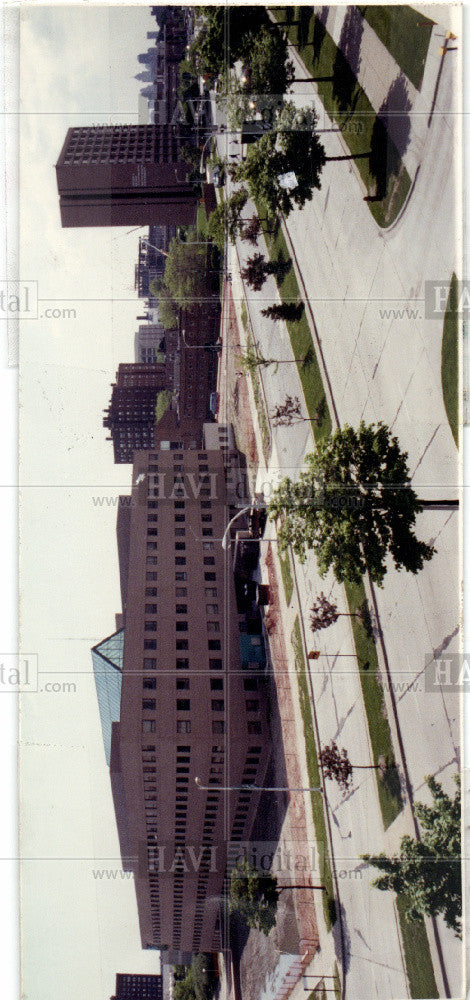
[19,6,165,999]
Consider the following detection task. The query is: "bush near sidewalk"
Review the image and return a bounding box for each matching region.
[255,203,331,442]
[270,7,412,227]
[291,616,337,930]
[344,578,403,828]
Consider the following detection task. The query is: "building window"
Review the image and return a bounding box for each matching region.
[142,720,156,733]
[202,529,213,538]
[146,573,158,582]
[176,622,188,632]
[177,699,190,711]
[175,528,186,537]
[209,658,223,670]
[208,640,221,650]
[143,678,157,690]
[145,622,157,632]
[176,640,188,650]
[175,571,187,581]
[176,657,189,669]
[207,622,220,633]
[211,699,224,712]
[146,588,157,597]
[144,640,157,650]
[175,515,185,523]
[144,657,157,669]
[175,604,188,614]
[145,604,157,614]
[248,721,262,734]
[201,515,212,523]
[212,721,225,734]
[176,679,189,690]
[175,542,186,551]
[206,604,219,614]
[143,699,156,710]
[203,542,214,551]
[147,542,158,551]
[147,557,158,566]
[177,720,191,733]
[175,557,186,566]
[174,501,185,509]
[246,700,260,712]
[210,678,223,691]
[205,588,217,598]
[244,678,258,691]
[203,557,215,566]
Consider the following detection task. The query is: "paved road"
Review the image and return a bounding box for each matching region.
[214,16,462,994]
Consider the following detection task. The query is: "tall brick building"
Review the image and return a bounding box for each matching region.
[94,445,271,962]
[55,124,198,227]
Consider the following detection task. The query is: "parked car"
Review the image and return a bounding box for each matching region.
[209,391,219,415]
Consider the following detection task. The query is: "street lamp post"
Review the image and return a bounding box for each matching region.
[195,777,323,793]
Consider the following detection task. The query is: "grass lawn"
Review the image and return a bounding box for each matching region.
[256,204,332,443]
[240,301,272,463]
[396,895,439,997]
[441,272,459,447]
[358,6,434,91]
[278,545,294,605]
[344,578,403,829]
[291,616,337,931]
[270,7,411,227]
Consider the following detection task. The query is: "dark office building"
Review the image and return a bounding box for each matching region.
[55,125,198,227]
[103,363,171,464]
[111,972,163,1000]
[97,446,270,961]
[135,227,177,297]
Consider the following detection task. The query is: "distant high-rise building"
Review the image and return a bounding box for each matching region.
[55,124,197,228]
[111,972,163,1000]
[103,363,171,464]
[135,324,166,365]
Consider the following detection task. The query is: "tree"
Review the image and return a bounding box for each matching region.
[271,393,314,426]
[163,236,209,309]
[229,857,279,935]
[319,739,388,791]
[319,741,353,790]
[236,101,326,218]
[268,422,435,585]
[239,24,294,99]
[261,302,303,322]
[363,775,461,937]
[239,347,310,377]
[309,592,363,632]
[241,252,271,291]
[242,215,262,245]
[207,189,249,248]
[190,7,268,80]
[150,277,179,331]
[174,969,197,1000]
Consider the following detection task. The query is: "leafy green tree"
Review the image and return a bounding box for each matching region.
[191,953,217,1000]
[268,422,435,585]
[207,188,249,248]
[236,101,326,218]
[363,776,461,937]
[239,24,294,97]
[150,277,179,330]
[174,969,197,1000]
[190,6,267,80]
[229,857,279,935]
[163,236,209,308]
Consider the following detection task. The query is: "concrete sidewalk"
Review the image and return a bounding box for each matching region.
[287,5,461,179]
